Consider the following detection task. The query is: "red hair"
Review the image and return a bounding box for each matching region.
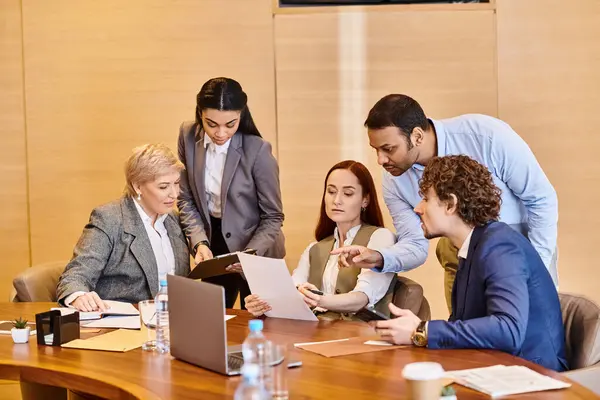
[314,160,385,241]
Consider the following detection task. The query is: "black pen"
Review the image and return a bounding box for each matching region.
[308,289,324,296]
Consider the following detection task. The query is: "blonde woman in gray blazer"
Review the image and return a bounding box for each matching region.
[178,77,285,309]
[57,144,191,311]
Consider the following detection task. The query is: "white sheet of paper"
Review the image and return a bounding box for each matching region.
[446,365,570,397]
[98,300,139,315]
[238,253,318,322]
[82,315,140,330]
[364,340,393,346]
[225,315,236,321]
[294,338,349,347]
[52,300,139,321]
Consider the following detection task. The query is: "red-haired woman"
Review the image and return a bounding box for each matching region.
[245,160,397,320]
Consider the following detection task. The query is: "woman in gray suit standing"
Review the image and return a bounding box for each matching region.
[57,144,191,312]
[178,77,285,309]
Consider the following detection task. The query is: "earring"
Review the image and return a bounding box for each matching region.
[361,206,366,213]
[136,192,141,201]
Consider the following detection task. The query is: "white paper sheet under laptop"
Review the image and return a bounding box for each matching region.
[238,253,318,322]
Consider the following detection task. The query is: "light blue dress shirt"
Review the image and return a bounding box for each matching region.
[379,114,558,276]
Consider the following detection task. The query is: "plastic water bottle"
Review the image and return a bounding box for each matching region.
[234,364,270,400]
[155,278,170,354]
[242,320,272,389]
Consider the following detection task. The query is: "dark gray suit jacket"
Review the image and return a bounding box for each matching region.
[57,196,190,304]
[177,121,285,258]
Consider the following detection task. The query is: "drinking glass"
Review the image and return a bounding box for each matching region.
[139,300,157,351]
[269,343,289,400]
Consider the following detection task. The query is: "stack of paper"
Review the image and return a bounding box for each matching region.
[51,301,141,329]
[52,300,139,321]
[445,365,571,397]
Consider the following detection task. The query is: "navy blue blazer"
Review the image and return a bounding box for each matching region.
[428,222,567,372]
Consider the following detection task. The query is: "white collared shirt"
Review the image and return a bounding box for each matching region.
[132,199,176,283]
[291,225,397,307]
[204,133,231,218]
[458,228,475,261]
[64,199,176,306]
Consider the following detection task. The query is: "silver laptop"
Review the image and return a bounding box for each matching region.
[168,275,245,375]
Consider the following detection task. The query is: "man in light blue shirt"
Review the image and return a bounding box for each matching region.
[333,94,558,309]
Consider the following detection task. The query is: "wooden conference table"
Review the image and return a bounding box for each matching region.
[0,303,596,400]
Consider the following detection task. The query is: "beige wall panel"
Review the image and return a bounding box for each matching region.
[276,10,497,319]
[0,0,29,299]
[22,0,276,264]
[497,0,600,304]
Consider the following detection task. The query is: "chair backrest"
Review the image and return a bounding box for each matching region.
[12,261,67,302]
[392,276,431,321]
[559,292,600,370]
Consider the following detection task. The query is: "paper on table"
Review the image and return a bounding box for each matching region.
[52,300,139,321]
[364,340,393,346]
[82,315,140,329]
[238,253,317,322]
[445,365,571,397]
[295,336,403,357]
[294,338,349,347]
[62,329,146,352]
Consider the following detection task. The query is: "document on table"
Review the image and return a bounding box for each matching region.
[52,300,139,321]
[62,329,146,352]
[82,315,140,330]
[238,253,318,322]
[294,337,403,357]
[445,365,571,397]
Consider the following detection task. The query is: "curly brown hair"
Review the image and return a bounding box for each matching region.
[419,155,502,226]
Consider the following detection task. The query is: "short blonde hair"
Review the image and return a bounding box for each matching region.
[124,143,184,197]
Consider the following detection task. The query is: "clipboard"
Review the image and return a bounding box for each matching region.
[188,249,257,280]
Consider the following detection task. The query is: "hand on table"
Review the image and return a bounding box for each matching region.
[370,303,421,345]
[72,292,109,312]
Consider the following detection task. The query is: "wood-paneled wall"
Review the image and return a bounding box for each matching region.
[497,0,600,302]
[0,0,29,301]
[1,0,599,317]
[20,0,277,265]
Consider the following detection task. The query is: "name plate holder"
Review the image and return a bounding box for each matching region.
[35,310,80,346]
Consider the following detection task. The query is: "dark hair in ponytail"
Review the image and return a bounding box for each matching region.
[195,77,262,137]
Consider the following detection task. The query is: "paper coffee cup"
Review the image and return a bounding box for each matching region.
[402,362,445,400]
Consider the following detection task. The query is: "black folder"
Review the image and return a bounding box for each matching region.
[187,249,257,280]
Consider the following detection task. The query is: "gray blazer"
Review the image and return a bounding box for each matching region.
[177,121,285,258]
[57,196,190,304]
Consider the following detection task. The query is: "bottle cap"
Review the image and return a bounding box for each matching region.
[248,319,263,332]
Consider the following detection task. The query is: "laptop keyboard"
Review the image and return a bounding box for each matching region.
[227,352,244,371]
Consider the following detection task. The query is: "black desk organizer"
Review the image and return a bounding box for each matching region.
[35,310,80,346]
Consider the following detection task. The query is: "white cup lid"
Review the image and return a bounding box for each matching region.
[402,362,445,381]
